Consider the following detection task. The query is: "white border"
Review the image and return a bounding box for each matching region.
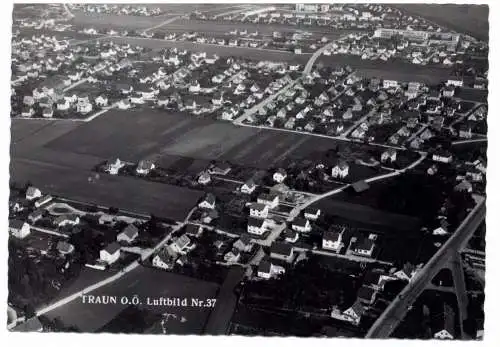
[2,1,497,347]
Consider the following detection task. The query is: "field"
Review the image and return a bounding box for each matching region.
[70,11,179,31]
[395,4,489,41]
[42,266,219,333]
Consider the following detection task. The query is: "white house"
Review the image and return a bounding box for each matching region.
[273,168,287,183]
[34,195,52,208]
[170,235,192,254]
[54,214,80,227]
[117,224,139,243]
[9,219,31,239]
[56,241,75,255]
[198,193,216,209]
[291,218,311,233]
[249,203,269,219]
[26,186,42,200]
[331,161,349,179]
[152,250,175,270]
[240,179,256,194]
[322,230,344,252]
[383,79,399,89]
[136,160,155,175]
[247,217,267,236]
[224,248,241,263]
[95,95,108,107]
[76,97,93,114]
[56,99,70,111]
[332,300,364,326]
[432,151,453,163]
[351,237,375,257]
[198,171,211,185]
[105,158,125,175]
[99,242,121,265]
[257,193,279,209]
[381,149,398,163]
[304,208,321,221]
[257,261,285,279]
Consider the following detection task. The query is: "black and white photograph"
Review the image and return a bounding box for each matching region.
[5,1,492,342]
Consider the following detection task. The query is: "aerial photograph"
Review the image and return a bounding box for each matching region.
[8,2,488,340]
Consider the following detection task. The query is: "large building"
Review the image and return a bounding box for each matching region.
[373,28,460,50]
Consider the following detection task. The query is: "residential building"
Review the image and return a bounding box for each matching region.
[117,224,139,243]
[224,248,241,263]
[9,219,30,239]
[351,237,375,257]
[240,179,257,194]
[34,195,52,208]
[100,242,121,265]
[257,260,285,279]
[234,234,253,253]
[284,229,299,243]
[431,303,456,339]
[304,208,321,221]
[273,168,287,183]
[54,214,80,227]
[198,193,216,209]
[26,186,42,200]
[171,234,192,254]
[270,242,294,262]
[248,217,267,236]
[152,249,175,270]
[357,285,377,305]
[185,224,204,238]
[291,218,312,233]
[322,229,344,252]
[249,203,269,219]
[381,149,398,163]
[56,241,75,255]
[257,193,279,209]
[136,160,155,175]
[331,160,349,179]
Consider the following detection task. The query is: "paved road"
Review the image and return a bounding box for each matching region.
[366,196,486,338]
[452,138,488,145]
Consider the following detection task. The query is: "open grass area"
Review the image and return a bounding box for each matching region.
[42,266,219,333]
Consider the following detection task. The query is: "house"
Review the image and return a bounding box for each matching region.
[56,99,71,111]
[284,229,299,243]
[394,263,417,282]
[76,96,93,114]
[431,303,456,339]
[357,285,377,305]
[105,158,125,175]
[466,169,483,182]
[454,180,473,193]
[383,79,399,89]
[42,107,53,118]
[323,229,344,252]
[351,236,375,257]
[171,234,193,254]
[136,160,155,175]
[291,218,312,233]
[304,208,321,221]
[23,95,35,106]
[208,163,231,175]
[257,260,285,279]
[442,85,455,98]
[54,214,80,227]
[458,122,473,139]
[248,217,267,236]
[95,95,108,107]
[233,234,253,253]
[270,242,294,262]
[273,168,287,183]
[100,242,121,265]
[249,203,269,219]
[9,219,30,239]
[257,193,279,209]
[152,249,175,270]
[117,99,131,109]
[20,106,34,118]
[432,150,453,163]
[331,160,349,179]
[130,93,144,104]
[199,193,216,209]
[185,224,204,237]
[339,300,365,325]
[26,186,42,200]
[224,248,241,263]
[198,171,211,185]
[240,179,257,194]
[56,241,75,255]
[25,206,43,222]
[381,149,398,163]
[447,78,463,87]
[363,270,390,291]
[117,224,139,243]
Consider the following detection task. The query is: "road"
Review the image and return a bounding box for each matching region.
[142,15,181,35]
[452,138,488,145]
[366,195,486,338]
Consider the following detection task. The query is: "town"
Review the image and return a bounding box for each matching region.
[8,3,486,341]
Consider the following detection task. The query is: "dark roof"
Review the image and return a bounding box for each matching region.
[248,217,265,228]
[284,229,298,239]
[363,270,382,286]
[258,260,272,273]
[270,242,293,257]
[354,237,375,252]
[121,224,139,238]
[185,224,201,235]
[104,242,121,254]
[357,285,376,301]
[56,241,73,252]
[9,219,25,229]
[347,300,365,317]
[258,193,279,202]
[305,207,320,215]
[323,230,341,242]
[250,202,267,211]
[202,193,216,204]
[292,217,309,228]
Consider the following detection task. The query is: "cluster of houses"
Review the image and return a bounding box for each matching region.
[71,3,162,16]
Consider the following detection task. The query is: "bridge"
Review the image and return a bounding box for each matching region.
[366,196,486,338]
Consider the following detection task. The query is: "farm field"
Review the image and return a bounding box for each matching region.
[42,266,219,333]
[394,4,489,41]
[70,11,180,31]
